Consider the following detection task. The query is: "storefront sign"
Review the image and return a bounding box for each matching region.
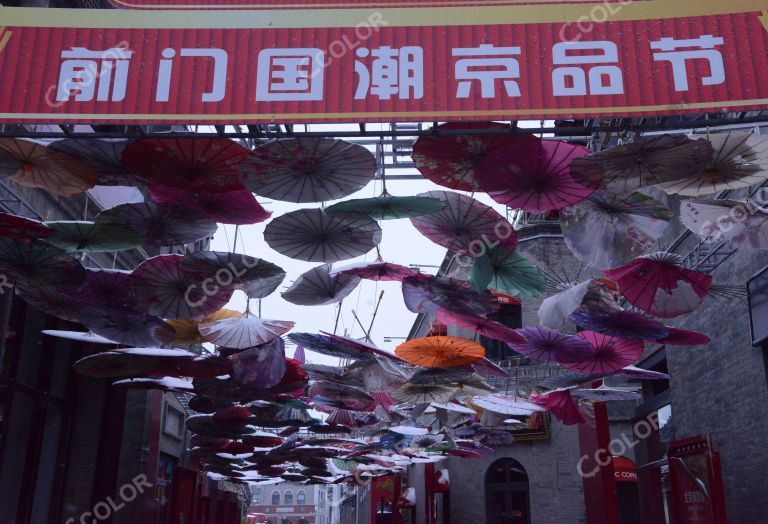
[1,1,768,123]
[668,435,728,524]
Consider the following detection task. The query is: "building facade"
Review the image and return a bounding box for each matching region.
[250,482,317,524]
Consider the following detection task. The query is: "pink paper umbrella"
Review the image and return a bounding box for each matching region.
[411,121,516,191]
[436,309,524,344]
[476,135,595,212]
[604,252,713,318]
[509,326,594,364]
[0,212,51,242]
[531,389,585,425]
[149,184,271,225]
[654,327,711,346]
[564,331,644,374]
[330,261,420,282]
[410,190,517,256]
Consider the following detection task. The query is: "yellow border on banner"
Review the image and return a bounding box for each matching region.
[1,0,768,29]
[2,98,768,120]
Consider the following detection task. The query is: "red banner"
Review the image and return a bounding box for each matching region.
[1,1,768,124]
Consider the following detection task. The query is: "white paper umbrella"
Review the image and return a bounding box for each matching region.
[560,190,672,269]
[41,330,117,345]
[655,132,768,196]
[472,394,547,416]
[264,208,381,263]
[681,198,768,249]
[198,314,295,350]
[282,265,361,306]
[390,426,429,436]
[538,279,620,330]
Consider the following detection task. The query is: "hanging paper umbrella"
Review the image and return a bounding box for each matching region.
[469,245,546,298]
[45,221,141,253]
[73,347,231,379]
[0,212,51,243]
[165,309,241,345]
[471,394,547,416]
[14,281,87,322]
[287,333,377,362]
[410,191,517,256]
[412,121,515,191]
[655,132,768,196]
[199,314,294,350]
[409,366,476,386]
[471,358,510,378]
[569,310,669,340]
[49,138,137,186]
[655,327,711,346]
[392,383,457,404]
[265,208,381,263]
[331,261,420,282]
[530,389,584,425]
[41,329,117,345]
[180,251,286,297]
[282,265,361,306]
[96,201,217,247]
[60,267,134,310]
[320,332,408,364]
[508,326,595,364]
[79,307,177,347]
[230,338,287,389]
[560,190,672,269]
[618,365,669,380]
[241,272,287,300]
[301,364,363,387]
[326,195,446,221]
[538,279,620,331]
[123,138,248,191]
[130,254,234,320]
[681,199,768,249]
[563,331,644,374]
[309,382,376,411]
[0,238,85,288]
[148,184,271,225]
[604,252,712,318]
[569,134,714,194]
[435,309,524,344]
[0,138,97,197]
[572,386,641,402]
[402,275,499,316]
[240,138,376,203]
[395,336,485,368]
[476,135,594,212]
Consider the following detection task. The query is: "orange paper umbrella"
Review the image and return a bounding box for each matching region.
[395,336,485,368]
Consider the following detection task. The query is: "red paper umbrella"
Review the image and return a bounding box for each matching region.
[476,135,594,212]
[149,184,271,225]
[410,191,517,256]
[604,252,713,318]
[531,389,585,426]
[436,309,524,344]
[654,327,710,346]
[564,331,644,374]
[130,254,234,320]
[123,138,248,191]
[412,121,515,191]
[509,326,595,364]
[0,212,51,243]
[331,261,420,282]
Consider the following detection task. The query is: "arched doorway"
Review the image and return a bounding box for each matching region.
[485,458,531,524]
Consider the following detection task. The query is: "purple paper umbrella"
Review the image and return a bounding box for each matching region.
[230,338,287,389]
[410,190,517,256]
[569,310,669,340]
[564,331,644,374]
[402,275,500,316]
[61,267,134,310]
[508,326,594,364]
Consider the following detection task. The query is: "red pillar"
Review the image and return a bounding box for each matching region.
[578,400,621,524]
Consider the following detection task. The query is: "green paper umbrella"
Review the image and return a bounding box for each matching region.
[45,221,142,253]
[470,246,546,298]
[326,194,446,220]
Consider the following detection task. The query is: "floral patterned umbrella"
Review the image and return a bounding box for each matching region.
[240,138,376,203]
[0,138,97,197]
[330,261,420,282]
[563,331,644,374]
[435,309,524,344]
[123,138,248,192]
[96,201,217,247]
[560,190,672,269]
[149,184,271,225]
[604,252,712,318]
[309,381,376,411]
[49,138,137,186]
[199,314,294,350]
[282,264,361,306]
[476,136,594,212]
[680,198,768,249]
[538,279,620,331]
[569,134,714,194]
[412,121,515,191]
[655,132,768,196]
[508,326,594,364]
[45,221,141,253]
[569,310,669,340]
[410,190,517,256]
[0,212,52,243]
[401,275,500,316]
[395,336,485,368]
[230,338,287,389]
[469,245,546,298]
[264,208,381,263]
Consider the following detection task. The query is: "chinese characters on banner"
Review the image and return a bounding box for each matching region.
[0,1,767,123]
